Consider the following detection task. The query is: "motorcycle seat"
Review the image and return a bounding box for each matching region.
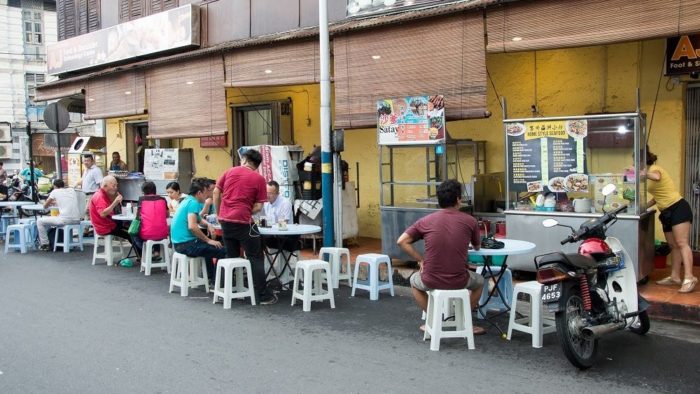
[537,252,598,269]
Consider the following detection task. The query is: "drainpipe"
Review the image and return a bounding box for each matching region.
[319,0,334,247]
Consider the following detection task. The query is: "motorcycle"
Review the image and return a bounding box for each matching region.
[535,184,650,369]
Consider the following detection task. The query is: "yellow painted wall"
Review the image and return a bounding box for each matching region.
[339,39,685,239]
[105,115,148,165]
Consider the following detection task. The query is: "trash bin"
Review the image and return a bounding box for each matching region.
[654,240,671,269]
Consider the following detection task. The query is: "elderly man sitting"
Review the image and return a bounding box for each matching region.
[37,179,82,251]
[88,175,134,253]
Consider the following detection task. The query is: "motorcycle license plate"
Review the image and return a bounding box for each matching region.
[541,283,562,303]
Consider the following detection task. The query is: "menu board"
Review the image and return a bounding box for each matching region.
[144,148,179,180]
[377,95,445,145]
[506,119,588,193]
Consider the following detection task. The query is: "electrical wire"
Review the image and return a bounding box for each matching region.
[646,54,666,145]
[487,68,503,115]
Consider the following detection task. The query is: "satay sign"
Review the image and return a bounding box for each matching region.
[666,35,700,75]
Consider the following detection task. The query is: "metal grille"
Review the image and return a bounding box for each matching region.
[684,86,700,250]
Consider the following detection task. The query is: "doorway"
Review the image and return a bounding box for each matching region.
[232,100,293,164]
[684,86,700,250]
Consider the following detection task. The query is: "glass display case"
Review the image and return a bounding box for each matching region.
[501,111,655,281]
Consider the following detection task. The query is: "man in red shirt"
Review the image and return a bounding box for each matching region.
[89,175,134,252]
[213,149,275,305]
[397,179,485,334]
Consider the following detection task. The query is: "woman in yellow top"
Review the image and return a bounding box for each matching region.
[645,147,696,293]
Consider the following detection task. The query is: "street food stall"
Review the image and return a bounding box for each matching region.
[502,106,655,281]
[377,95,487,260]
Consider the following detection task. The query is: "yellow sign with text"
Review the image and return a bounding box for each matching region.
[524,121,568,140]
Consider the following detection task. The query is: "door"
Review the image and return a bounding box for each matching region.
[233,100,294,164]
[684,86,700,250]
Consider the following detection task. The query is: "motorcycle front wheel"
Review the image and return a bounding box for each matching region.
[628,310,650,335]
[555,284,598,370]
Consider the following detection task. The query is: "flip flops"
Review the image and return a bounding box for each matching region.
[679,277,698,293]
[656,276,682,286]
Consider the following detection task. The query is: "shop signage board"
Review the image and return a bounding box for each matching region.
[506,119,589,193]
[47,4,200,75]
[665,35,700,75]
[377,95,445,145]
[200,135,227,148]
[144,148,179,180]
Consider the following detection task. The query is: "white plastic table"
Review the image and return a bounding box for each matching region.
[0,200,35,220]
[469,239,536,334]
[112,214,136,221]
[257,224,321,288]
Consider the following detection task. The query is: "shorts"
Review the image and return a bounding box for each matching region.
[659,199,693,233]
[410,270,484,292]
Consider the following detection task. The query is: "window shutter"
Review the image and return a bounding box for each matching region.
[486,0,700,53]
[120,0,145,22]
[147,56,227,138]
[225,40,320,87]
[87,0,100,32]
[333,13,488,129]
[58,0,77,41]
[77,0,88,35]
[35,80,85,102]
[85,72,147,120]
[148,0,178,15]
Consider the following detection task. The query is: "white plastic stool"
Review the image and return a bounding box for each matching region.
[213,258,256,308]
[351,253,394,301]
[291,259,336,312]
[141,238,171,276]
[18,218,37,241]
[476,266,513,319]
[169,252,209,297]
[0,215,18,239]
[92,234,125,266]
[53,224,83,252]
[423,289,475,351]
[319,247,352,288]
[4,222,35,254]
[507,281,556,348]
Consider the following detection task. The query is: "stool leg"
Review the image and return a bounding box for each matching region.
[463,294,475,350]
[181,259,190,297]
[370,263,379,301]
[213,263,222,304]
[430,297,443,351]
[169,256,178,293]
[423,294,433,341]
[291,266,300,307]
[454,298,464,331]
[303,266,312,312]
[223,265,233,309]
[245,265,256,306]
[351,261,361,297]
[325,266,335,309]
[532,293,543,348]
[144,242,153,276]
[201,260,210,293]
[332,253,340,289]
[386,261,395,296]
[506,290,519,341]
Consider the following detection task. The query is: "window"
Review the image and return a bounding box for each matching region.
[57,0,101,41]
[25,73,46,106]
[22,10,43,44]
[119,0,179,23]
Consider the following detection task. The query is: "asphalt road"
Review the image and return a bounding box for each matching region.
[1,249,699,393]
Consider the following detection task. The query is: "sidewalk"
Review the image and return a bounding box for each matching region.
[304,237,700,325]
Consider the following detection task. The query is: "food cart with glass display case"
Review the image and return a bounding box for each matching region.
[502,109,655,282]
[376,95,487,260]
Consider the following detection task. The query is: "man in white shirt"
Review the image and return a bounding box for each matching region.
[80,154,103,194]
[38,179,82,251]
[262,180,293,224]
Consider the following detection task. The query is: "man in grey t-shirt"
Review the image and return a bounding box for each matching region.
[80,154,103,194]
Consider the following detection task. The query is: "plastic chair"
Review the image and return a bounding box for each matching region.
[53,224,83,253]
[319,247,352,288]
[92,234,125,266]
[351,253,394,301]
[291,259,335,312]
[213,258,256,308]
[141,238,171,276]
[4,222,35,254]
[169,252,209,297]
[423,289,475,351]
[507,281,556,348]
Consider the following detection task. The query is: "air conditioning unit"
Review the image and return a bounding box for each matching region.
[0,123,10,142]
[0,143,13,159]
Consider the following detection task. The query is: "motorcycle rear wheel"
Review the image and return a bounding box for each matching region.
[555,284,598,370]
[628,310,650,335]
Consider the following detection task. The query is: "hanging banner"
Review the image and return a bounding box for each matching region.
[377,95,445,145]
[506,119,588,193]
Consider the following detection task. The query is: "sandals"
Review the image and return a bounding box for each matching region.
[679,277,698,293]
[656,276,681,286]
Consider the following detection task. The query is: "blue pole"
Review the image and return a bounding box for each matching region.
[319,0,334,247]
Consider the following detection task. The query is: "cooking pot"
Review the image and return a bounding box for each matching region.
[573,198,592,213]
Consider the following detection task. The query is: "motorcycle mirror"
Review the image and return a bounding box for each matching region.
[602,184,616,196]
[542,218,559,228]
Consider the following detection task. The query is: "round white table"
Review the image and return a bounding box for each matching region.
[22,203,48,212]
[0,201,34,208]
[258,224,321,236]
[469,239,536,334]
[112,214,136,221]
